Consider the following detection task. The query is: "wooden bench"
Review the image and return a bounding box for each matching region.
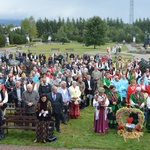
[1,108,38,134]
[51,48,60,52]
[65,48,74,52]
[6,103,15,114]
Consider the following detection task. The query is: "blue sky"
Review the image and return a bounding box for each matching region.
[0,0,149,23]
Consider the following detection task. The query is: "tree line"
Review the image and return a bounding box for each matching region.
[0,16,150,48]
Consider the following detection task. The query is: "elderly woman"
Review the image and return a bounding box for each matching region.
[69,81,81,118]
[107,85,121,129]
[93,87,109,133]
[34,94,53,143]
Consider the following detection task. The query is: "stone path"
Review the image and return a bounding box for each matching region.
[0,144,102,150]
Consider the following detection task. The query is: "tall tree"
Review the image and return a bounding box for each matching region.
[84,16,107,49]
[21,16,37,38]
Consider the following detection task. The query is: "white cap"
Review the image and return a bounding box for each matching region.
[136,87,141,91]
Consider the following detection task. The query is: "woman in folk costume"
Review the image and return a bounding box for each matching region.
[69,81,81,118]
[0,82,8,140]
[107,85,121,129]
[130,87,145,126]
[126,79,137,106]
[138,79,147,93]
[93,87,109,133]
[34,94,53,143]
[146,91,150,131]
[130,87,145,110]
[127,68,137,83]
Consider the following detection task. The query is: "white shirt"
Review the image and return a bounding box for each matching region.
[87,80,91,89]
[16,88,21,99]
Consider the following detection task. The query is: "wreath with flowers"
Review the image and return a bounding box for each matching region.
[116,107,144,131]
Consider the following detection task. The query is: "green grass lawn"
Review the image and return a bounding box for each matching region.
[12,41,128,55]
[0,106,149,150]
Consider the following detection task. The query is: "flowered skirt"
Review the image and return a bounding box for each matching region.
[68,101,80,118]
[36,120,50,140]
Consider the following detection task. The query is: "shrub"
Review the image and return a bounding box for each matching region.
[0,34,6,47]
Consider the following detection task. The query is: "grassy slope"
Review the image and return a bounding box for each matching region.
[0,106,149,150]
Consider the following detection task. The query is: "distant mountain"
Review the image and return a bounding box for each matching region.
[0,19,21,26]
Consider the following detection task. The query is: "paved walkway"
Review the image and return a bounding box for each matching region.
[0,144,101,150]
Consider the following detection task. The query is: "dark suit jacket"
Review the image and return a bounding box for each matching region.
[66,64,72,70]
[47,92,64,114]
[66,81,72,88]
[84,79,95,95]
[12,86,25,107]
[88,66,94,75]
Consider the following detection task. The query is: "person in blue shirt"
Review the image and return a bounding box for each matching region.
[137,73,148,85]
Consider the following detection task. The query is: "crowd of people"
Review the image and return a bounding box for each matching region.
[0,49,150,142]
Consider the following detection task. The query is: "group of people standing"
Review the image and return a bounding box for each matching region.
[0,49,150,142]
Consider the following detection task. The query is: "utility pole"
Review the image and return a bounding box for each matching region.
[129,0,134,24]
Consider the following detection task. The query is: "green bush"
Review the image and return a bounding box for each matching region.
[9,32,27,44]
[0,34,6,47]
[60,37,70,44]
[7,44,17,47]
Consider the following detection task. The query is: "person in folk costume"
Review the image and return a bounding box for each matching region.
[10,63,22,78]
[113,69,122,79]
[107,85,121,129]
[135,65,141,82]
[116,56,124,70]
[0,82,8,140]
[103,72,111,95]
[127,68,137,84]
[138,79,147,93]
[126,79,137,106]
[68,81,81,119]
[130,87,145,126]
[145,91,150,131]
[93,87,109,133]
[34,94,53,143]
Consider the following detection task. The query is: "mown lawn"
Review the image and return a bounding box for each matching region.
[0,106,149,150]
[11,41,128,54]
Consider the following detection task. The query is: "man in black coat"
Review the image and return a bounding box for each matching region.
[38,77,52,96]
[84,75,95,106]
[47,86,64,133]
[12,80,25,108]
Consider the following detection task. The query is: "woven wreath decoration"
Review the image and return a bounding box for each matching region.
[116,107,144,131]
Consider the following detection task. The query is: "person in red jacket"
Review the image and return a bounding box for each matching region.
[126,79,137,106]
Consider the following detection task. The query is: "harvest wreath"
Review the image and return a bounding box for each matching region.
[116,107,144,131]
[116,107,144,142]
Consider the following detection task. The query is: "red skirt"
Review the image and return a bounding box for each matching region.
[68,101,80,118]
